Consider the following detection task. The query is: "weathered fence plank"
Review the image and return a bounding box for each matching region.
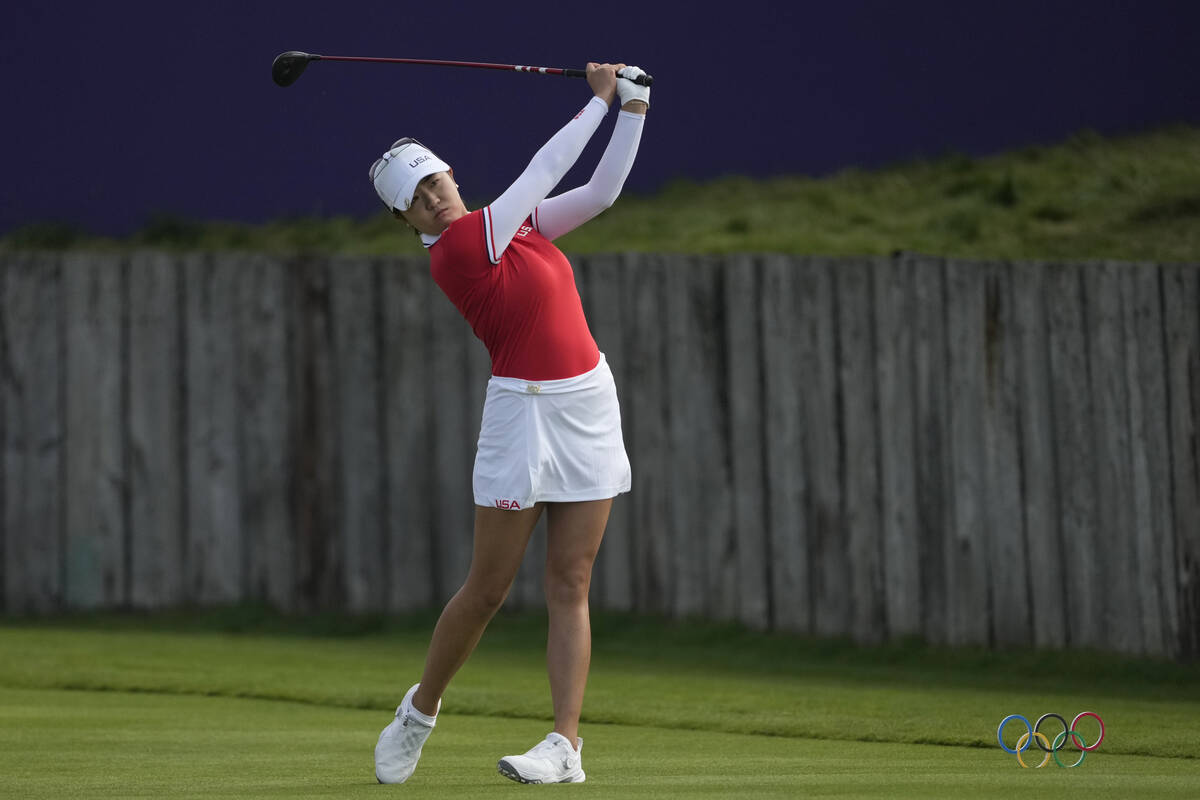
[2,253,63,612]
[875,255,920,640]
[943,259,991,646]
[625,254,672,614]
[1163,264,1200,659]
[666,255,735,619]
[1086,263,1140,653]
[381,258,436,611]
[981,262,1031,647]
[288,258,339,610]
[1045,262,1101,649]
[1011,261,1065,648]
[184,253,241,604]
[236,253,292,610]
[838,258,884,644]
[127,251,182,608]
[64,252,125,608]
[330,256,385,612]
[1124,265,1175,656]
[724,254,769,629]
[802,258,845,638]
[761,254,809,633]
[911,255,950,644]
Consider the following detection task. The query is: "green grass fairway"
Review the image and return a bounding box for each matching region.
[2,612,1198,798]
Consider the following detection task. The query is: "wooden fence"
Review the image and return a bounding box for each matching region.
[1,252,1197,659]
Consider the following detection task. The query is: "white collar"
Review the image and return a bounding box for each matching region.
[420,232,441,249]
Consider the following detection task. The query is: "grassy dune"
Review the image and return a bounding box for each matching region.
[4,125,1198,261]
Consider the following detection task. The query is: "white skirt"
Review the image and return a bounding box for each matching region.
[473,353,632,510]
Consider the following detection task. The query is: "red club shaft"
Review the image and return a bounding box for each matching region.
[317,54,580,78]
[272,51,652,87]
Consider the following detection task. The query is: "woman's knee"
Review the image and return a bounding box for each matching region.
[458,578,511,617]
[544,563,592,607]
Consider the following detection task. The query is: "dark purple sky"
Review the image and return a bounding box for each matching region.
[3,1,1197,236]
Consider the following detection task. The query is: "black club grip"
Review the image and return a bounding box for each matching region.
[563,68,653,86]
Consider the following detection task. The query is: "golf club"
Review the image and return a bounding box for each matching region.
[272,51,653,88]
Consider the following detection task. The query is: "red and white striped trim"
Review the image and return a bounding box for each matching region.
[483,205,501,264]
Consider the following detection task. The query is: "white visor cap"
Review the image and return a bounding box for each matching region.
[371,139,451,212]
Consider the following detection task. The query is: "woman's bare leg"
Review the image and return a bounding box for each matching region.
[411,503,544,715]
[542,498,612,746]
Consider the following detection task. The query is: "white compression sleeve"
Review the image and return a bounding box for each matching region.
[483,96,609,264]
[532,110,645,241]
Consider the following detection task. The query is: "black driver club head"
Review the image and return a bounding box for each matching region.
[272,51,318,87]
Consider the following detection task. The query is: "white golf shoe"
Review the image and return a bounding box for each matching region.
[497,732,585,784]
[374,684,439,784]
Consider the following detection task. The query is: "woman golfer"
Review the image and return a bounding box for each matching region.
[369,62,648,785]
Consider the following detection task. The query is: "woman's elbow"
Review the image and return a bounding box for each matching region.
[596,188,621,211]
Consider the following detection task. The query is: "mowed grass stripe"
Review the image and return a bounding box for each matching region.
[1,617,1198,761]
[4,687,1200,800]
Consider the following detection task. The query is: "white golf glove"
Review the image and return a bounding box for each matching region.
[617,66,650,108]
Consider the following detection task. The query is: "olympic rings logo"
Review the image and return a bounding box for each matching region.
[997,712,1105,768]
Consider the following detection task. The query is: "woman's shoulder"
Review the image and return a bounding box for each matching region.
[430,209,492,277]
[430,208,483,250]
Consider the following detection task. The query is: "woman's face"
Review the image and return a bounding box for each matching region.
[399,170,468,235]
